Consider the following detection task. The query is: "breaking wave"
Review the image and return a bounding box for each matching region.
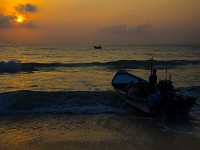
[1,60,200,73]
[0,60,22,72]
[0,86,200,114]
[0,90,126,114]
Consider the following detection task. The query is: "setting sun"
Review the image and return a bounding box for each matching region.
[16,16,25,23]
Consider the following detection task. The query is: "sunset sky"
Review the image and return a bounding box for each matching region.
[0,0,199,44]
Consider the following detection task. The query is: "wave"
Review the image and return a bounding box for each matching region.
[0,60,22,72]
[1,60,200,73]
[0,86,199,114]
[0,90,126,114]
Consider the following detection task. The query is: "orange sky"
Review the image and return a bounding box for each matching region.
[0,0,200,44]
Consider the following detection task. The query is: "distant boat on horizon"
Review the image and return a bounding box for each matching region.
[93,45,102,49]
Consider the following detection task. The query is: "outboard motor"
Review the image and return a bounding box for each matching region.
[158,80,174,93]
[158,80,176,121]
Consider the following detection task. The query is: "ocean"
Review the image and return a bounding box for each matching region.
[0,44,200,150]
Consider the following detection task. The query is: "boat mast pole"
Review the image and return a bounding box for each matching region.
[165,62,168,80]
[151,57,153,75]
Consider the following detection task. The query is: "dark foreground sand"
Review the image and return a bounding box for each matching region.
[0,114,199,150]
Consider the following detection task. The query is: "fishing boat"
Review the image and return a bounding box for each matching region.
[112,70,197,116]
[93,45,102,49]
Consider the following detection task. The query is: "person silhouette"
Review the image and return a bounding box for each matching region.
[149,69,157,92]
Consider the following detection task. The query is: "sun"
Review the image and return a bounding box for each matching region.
[16,16,25,23]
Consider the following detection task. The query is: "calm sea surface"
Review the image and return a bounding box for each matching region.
[0,44,200,150]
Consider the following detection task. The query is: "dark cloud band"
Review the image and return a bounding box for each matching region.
[0,15,15,28]
[15,3,38,13]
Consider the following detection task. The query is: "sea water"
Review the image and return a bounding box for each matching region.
[0,44,200,150]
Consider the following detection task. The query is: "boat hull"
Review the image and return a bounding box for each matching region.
[114,89,150,114]
[112,70,196,115]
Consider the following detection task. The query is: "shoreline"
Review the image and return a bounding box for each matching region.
[0,114,200,150]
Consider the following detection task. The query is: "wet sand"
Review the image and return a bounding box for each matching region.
[0,114,200,150]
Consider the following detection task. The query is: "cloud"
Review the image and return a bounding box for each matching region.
[101,23,151,35]
[0,14,38,29]
[0,3,39,29]
[15,3,38,13]
[0,15,15,28]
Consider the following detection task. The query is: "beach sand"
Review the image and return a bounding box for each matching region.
[0,114,199,150]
